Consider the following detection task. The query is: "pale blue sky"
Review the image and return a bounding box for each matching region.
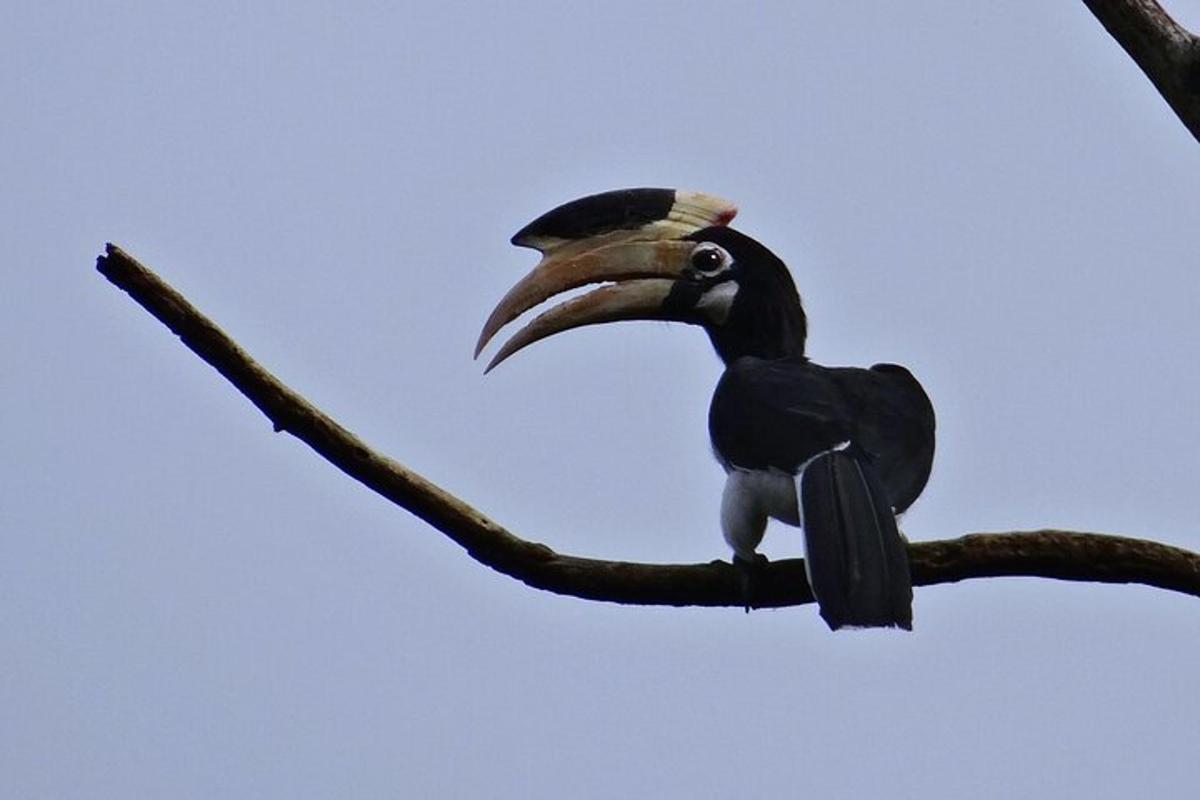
[5,2,1200,797]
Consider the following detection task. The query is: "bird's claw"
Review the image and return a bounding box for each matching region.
[733,553,770,613]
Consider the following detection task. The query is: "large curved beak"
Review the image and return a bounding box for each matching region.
[476,188,736,371]
[476,240,696,372]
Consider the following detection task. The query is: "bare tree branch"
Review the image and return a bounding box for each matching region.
[95,244,1200,609]
[1083,0,1200,141]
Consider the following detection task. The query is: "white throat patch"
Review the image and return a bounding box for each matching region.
[695,280,739,324]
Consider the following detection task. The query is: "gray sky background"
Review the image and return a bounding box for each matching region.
[5,2,1200,797]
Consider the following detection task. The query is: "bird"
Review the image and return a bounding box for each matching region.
[476,188,935,630]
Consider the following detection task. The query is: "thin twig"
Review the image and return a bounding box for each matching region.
[96,244,1200,609]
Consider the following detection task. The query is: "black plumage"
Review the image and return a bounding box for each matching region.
[709,358,934,516]
[799,446,913,629]
[710,357,931,629]
[675,226,934,629]
[482,189,935,630]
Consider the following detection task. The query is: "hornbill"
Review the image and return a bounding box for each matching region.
[476,188,935,630]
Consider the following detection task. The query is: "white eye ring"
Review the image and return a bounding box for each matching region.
[690,242,732,275]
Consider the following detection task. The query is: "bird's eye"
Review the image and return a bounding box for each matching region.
[690,243,730,274]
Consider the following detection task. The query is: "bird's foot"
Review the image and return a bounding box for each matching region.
[733,553,770,613]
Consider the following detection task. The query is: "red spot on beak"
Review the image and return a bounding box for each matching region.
[715,207,738,226]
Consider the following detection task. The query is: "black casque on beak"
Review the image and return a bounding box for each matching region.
[475,188,738,371]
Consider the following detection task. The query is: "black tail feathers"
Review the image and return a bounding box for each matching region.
[799,446,913,631]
